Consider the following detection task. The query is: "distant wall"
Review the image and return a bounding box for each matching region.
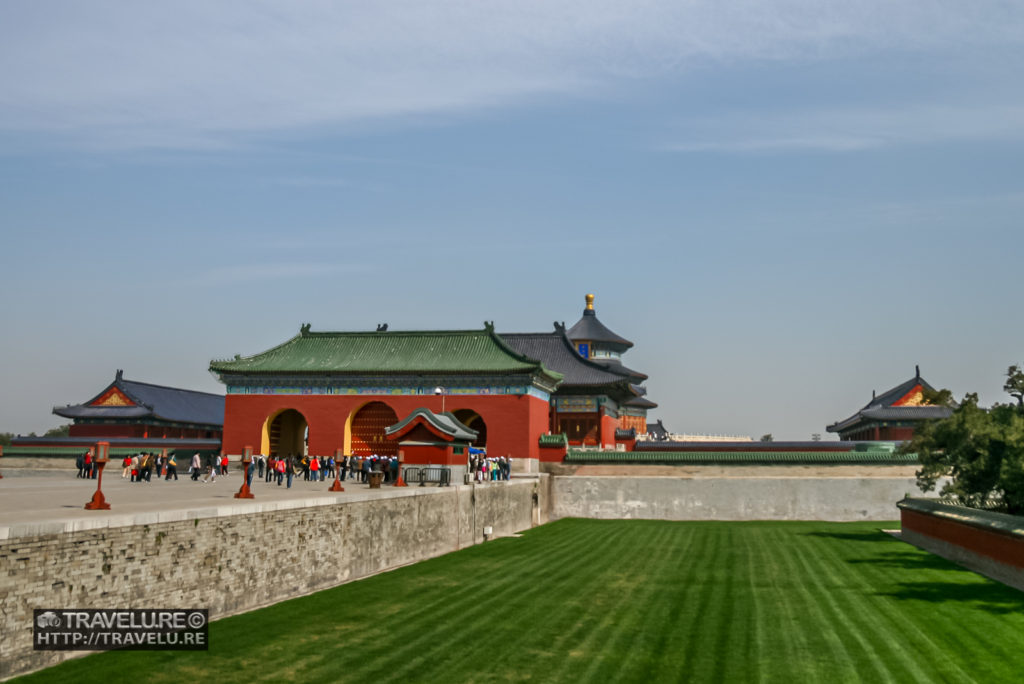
[0,478,547,680]
[552,476,919,521]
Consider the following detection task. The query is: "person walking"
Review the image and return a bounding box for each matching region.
[340,455,349,482]
[202,452,218,483]
[191,452,201,481]
[286,455,295,488]
[166,453,178,481]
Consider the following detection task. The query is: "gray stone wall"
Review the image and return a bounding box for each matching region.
[552,476,920,521]
[0,479,545,680]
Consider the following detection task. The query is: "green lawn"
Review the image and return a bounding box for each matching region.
[19,520,1024,683]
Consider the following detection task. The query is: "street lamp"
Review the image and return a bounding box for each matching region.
[84,442,111,510]
[434,386,446,413]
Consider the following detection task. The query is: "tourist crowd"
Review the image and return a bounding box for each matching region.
[470,455,512,482]
[76,450,514,486]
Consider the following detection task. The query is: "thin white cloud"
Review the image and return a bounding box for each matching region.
[1,1,1022,149]
[667,104,1024,153]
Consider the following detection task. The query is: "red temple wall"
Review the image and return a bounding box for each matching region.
[222,393,547,461]
[901,509,1024,570]
[879,426,915,441]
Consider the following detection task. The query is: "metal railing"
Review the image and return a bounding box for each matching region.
[403,466,452,487]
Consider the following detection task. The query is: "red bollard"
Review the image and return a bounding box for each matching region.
[234,447,255,499]
[394,451,408,487]
[329,448,345,491]
[84,442,111,510]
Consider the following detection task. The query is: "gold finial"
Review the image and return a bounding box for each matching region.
[585,293,594,310]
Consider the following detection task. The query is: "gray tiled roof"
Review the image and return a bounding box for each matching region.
[500,330,630,387]
[592,358,648,382]
[53,371,225,426]
[566,309,633,350]
[385,408,478,441]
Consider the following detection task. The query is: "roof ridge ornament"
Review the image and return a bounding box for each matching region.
[585,293,594,312]
[300,323,311,336]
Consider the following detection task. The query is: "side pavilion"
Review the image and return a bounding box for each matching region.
[209,323,563,470]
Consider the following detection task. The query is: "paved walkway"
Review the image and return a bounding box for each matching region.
[0,469,436,539]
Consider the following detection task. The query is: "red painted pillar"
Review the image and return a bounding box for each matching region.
[84,442,111,510]
[235,446,255,499]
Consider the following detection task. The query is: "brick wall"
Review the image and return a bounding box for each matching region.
[0,479,547,679]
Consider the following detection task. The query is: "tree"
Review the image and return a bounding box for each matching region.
[902,375,1024,515]
[759,433,774,442]
[44,424,71,438]
[0,432,12,447]
[1005,364,1024,409]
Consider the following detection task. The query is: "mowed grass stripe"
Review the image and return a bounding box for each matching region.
[799,529,941,682]
[357,520,621,681]
[802,532,925,679]
[559,523,687,682]
[389,519,630,681]
[15,520,1024,684]
[807,528,1020,682]
[801,528,972,681]
[786,527,901,683]
[744,525,813,680]
[507,521,661,681]
[625,524,700,682]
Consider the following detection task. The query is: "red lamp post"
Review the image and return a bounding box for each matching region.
[84,442,111,510]
[234,446,255,499]
[329,448,345,491]
[393,449,408,487]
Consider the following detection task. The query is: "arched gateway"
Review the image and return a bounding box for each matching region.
[349,402,399,457]
[263,409,308,457]
[451,409,487,449]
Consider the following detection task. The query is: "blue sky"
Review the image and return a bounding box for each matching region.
[2,1,1023,439]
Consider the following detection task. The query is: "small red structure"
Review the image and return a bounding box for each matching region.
[84,442,111,510]
[385,408,478,481]
[329,448,345,492]
[234,446,255,499]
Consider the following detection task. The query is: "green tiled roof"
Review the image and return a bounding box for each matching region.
[539,433,568,447]
[210,323,563,383]
[565,450,920,465]
[3,446,160,458]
